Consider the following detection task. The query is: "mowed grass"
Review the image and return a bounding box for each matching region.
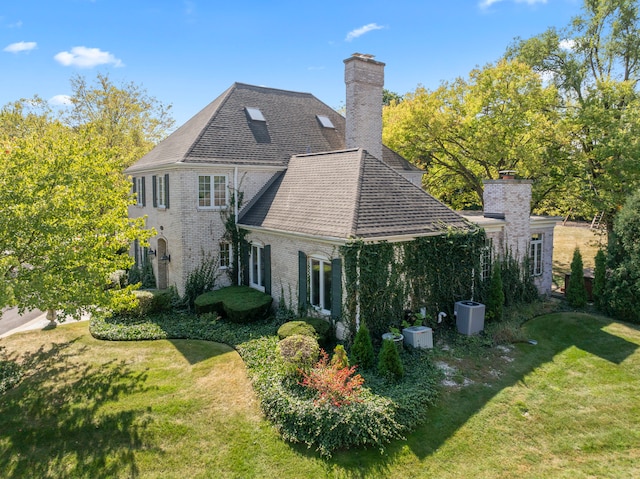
[1,313,640,478]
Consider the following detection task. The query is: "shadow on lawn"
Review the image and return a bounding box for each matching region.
[327,313,639,477]
[0,338,151,478]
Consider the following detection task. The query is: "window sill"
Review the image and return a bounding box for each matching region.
[249,283,265,293]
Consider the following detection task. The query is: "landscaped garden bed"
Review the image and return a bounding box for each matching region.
[90,311,441,456]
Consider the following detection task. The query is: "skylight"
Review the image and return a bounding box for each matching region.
[317,115,335,128]
[245,107,266,122]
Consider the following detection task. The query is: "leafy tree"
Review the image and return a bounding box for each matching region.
[566,248,588,308]
[0,100,152,322]
[508,0,640,228]
[383,59,566,210]
[66,73,174,166]
[382,89,403,106]
[604,189,640,322]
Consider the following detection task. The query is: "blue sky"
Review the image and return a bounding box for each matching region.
[2,0,581,127]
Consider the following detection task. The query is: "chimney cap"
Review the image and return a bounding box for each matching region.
[344,52,385,66]
[499,170,517,179]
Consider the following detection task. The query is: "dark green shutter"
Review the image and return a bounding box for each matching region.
[141,177,146,206]
[331,258,342,320]
[264,245,271,295]
[132,177,137,195]
[164,174,170,208]
[298,251,307,314]
[241,240,250,286]
[152,175,157,207]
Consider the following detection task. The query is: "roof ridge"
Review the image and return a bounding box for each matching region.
[233,82,315,97]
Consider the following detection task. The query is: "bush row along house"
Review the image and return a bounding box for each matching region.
[126,53,558,331]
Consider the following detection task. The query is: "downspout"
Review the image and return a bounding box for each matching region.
[234,166,239,285]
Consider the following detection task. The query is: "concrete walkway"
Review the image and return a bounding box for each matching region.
[0,309,89,339]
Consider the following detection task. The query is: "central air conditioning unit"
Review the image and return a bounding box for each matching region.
[455,300,485,335]
[402,326,433,349]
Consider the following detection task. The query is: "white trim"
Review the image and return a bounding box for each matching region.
[309,255,332,315]
[249,242,265,292]
[125,163,286,175]
[198,174,228,209]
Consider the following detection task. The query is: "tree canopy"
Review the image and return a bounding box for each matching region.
[383,59,566,210]
[0,73,168,319]
[507,0,640,224]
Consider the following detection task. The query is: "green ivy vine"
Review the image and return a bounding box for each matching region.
[340,228,486,343]
[221,191,247,286]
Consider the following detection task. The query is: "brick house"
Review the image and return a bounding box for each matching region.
[126,53,558,324]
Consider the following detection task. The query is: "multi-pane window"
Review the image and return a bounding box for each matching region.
[198,175,227,208]
[219,242,231,269]
[249,244,265,290]
[310,257,332,313]
[530,233,543,276]
[157,175,166,208]
[135,177,145,206]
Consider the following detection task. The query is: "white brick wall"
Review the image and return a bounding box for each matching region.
[128,166,283,296]
[344,54,385,162]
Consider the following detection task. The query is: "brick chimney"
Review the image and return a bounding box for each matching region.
[344,53,385,162]
[483,177,533,262]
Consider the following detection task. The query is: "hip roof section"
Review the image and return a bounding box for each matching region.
[239,148,470,240]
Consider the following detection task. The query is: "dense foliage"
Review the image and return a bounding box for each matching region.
[350,323,375,370]
[194,286,273,322]
[182,251,220,311]
[566,248,588,308]
[0,101,153,319]
[299,349,364,407]
[342,229,486,343]
[277,334,320,375]
[90,312,441,456]
[593,249,607,311]
[383,59,563,210]
[377,339,404,380]
[507,0,640,225]
[485,262,505,321]
[604,189,640,322]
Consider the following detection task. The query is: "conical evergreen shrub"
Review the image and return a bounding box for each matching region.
[566,247,587,308]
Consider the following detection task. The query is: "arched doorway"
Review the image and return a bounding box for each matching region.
[157,238,168,290]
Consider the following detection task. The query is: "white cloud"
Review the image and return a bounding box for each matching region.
[4,41,37,53]
[479,0,547,9]
[54,46,124,68]
[345,23,385,42]
[559,39,576,50]
[49,94,72,106]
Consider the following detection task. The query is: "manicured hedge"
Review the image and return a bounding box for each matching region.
[195,286,273,322]
[277,318,333,344]
[112,289,174,318]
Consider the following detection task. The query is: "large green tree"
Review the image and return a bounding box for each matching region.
[0,99,153,322]
[383,59,566,210]
[508,0,640,227]
[66,73,174,166]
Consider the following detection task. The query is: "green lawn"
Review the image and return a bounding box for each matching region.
[1,313,639,478]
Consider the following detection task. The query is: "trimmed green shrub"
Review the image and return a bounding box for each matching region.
[378,339,404,380]
[566,248,587,308]
[300,317,332,344]
[90,313,440,457]
[485,262,505,321]
[330,344,349,369]
[111,289,173,318]
[195,286,273,322]
[351,323,375,370]
[277,334,320,375]
[277,321,316,340]
[277,317,333,344]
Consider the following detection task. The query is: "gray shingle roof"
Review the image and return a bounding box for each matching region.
[126,83,421,173]
[239,149,470,240]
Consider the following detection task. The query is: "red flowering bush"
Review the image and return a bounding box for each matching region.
[299,349,365,407]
